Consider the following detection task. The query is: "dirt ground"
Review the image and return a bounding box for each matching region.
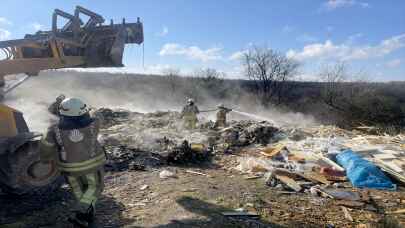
[1,150,405,228]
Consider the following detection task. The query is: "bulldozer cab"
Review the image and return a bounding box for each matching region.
[0,104,29,138]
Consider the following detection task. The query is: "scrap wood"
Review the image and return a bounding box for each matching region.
[324,174,347,182]
[302,172,331,185]
[260,144,286,158]
[393,160,405,170]
[314,154,344,172]
[185,170,211,177]
[321,189,361,201]
[244,175,262,180]
[374,159,405,184]
[274,175,302,192]
[273,168,305,180]
[287,154,306,163]
[341,206,354,222]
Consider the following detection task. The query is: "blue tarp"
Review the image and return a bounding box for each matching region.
[336,149,396,190]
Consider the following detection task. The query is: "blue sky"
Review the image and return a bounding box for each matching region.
[0,0,404,81]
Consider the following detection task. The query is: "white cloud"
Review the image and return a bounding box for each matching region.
[0,28,11,40]
[229,50,247,61]
[156,26,169,37]
[159,43,223,62]
[385,59,401,68]
[322,0,370,11]
[287,34,405,61]
[31,22,44,31]
[296,34,318,43]
[0,17,12,26]
[282,25,294,33]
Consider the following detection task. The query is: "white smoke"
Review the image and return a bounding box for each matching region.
[4,70,316,132]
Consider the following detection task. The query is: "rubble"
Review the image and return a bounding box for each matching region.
[98,108,282,168]
[8,107,400,226]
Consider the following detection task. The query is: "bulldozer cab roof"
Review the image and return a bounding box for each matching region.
[0,104,29,138]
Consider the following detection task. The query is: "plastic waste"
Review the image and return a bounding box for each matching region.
[336,149,396,190]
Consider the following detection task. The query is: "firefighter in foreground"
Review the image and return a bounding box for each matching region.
[181,98,200,129]
[40,97,106,227]
[215,104,232,128]
[48,94,66,116]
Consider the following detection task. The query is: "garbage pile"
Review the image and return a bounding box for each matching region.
[97,108,283,168]
[104,145,165,172]
[234,124,405,215]
[219,120,281,146]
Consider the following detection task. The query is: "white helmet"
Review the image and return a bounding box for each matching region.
[187,98,194,105]
[59,98,89,117]
[217,103,225,109]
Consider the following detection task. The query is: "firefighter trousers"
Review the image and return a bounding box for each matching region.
[65,168,105,213]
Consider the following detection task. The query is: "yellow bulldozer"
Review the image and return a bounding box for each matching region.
[0,6,143,194]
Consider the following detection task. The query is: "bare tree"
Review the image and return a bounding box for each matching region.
[242,46,299,105]
[162,68,180,94]
[193,68,225,81]
[318,62,405,128]
[193,67,225,90]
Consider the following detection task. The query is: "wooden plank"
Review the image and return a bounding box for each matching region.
[302,172,331,185]
[314,154,345,171]
[373,153,397,160]
[260,144,286,158]
[275,175,302,192]
[185,170,211,177]
[324,175,347,182]
[374,159,405,184]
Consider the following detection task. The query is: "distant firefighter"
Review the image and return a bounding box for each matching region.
[48,94,66,116]
[181,98,200,129]
[40,97,106,227]
[215,104,232,128]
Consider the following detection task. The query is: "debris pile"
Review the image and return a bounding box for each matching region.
[95,108,405,225]
[97,108,282,167]
[104,146,164,172]
[219,120,281,146]
[230,123,405,222]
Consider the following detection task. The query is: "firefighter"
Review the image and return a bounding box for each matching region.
[40,97,105,227]
[48,94,66,116]
[215,104,232,128]
[181,98,200,129]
